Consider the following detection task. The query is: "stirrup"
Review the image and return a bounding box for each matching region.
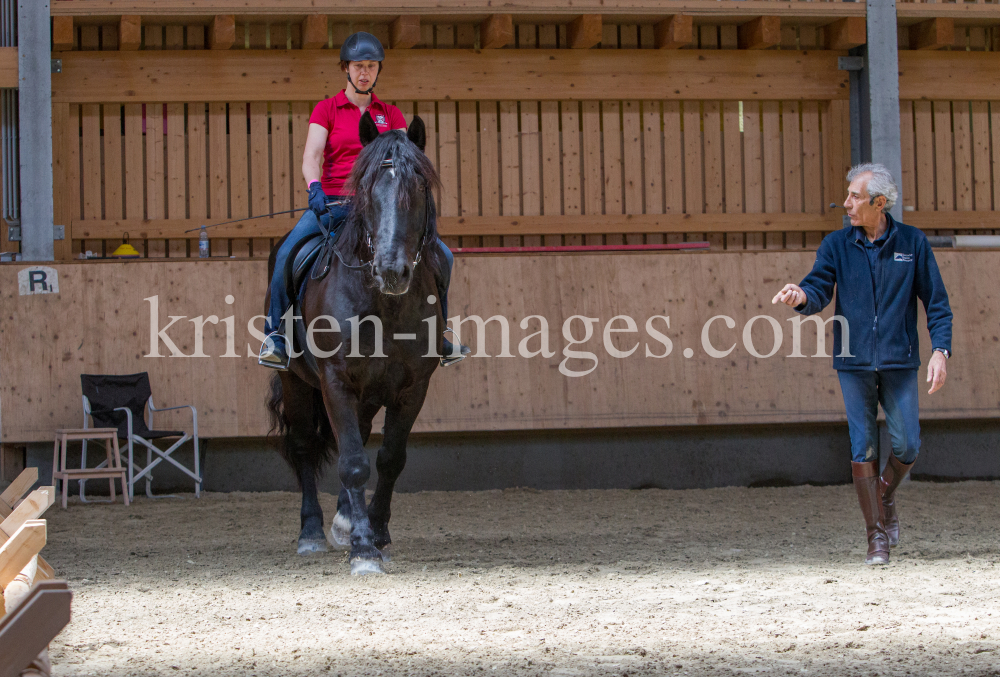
[258,331,290,370]
[440,329,471,367]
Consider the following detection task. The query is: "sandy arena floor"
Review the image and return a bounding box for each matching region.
[39,482,1000,676]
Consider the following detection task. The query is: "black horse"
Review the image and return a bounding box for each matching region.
[266,113,443,574]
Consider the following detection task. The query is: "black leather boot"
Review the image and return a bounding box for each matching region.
[440,329,471,367]
[258,331,290,370]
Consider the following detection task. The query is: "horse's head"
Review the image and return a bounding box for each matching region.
[347,113,439,296]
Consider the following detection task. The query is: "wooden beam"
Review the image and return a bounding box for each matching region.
[0,48,16,89]
[898,51,1000,101]
[480,14,514,49]
[0,521,45,589]
[301,15,328,50]
[825,17,867,50]
[910,18,954,51]
[208,15,236,50]
[0,469,37,518]
[51,16,74,52]
[738,16,781,51]
[654,15,693,50]
[52,49,850,103]
[389,15,421,50]
[567,15,602,49]
[118,15,142,51]
[0,581,72,677]
[0,488,54,538]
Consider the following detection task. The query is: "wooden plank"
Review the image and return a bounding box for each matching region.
[655,15,693,50]
[481,14,513,49]
[102,105,124,222]
[208,102,229,222]
[0,582,72,677]
[682,99,703,223]
[52,50,853,104]
[539,101,561,244]
[561,101,582,245]
[67,105,82,232]
[663,101,683,220]
[270,101,292,247]
[146,103,166,222]
[739,16,781,51]
[744,100,763,250]
[0,522,45,589]
[166,103,186,220]
[581,101,603,245]
[703,101,724,217]
[970,101,991,211]
[953,100,973,212]
[437,100,460,244]
[642,101,664,220]
[499,101,520,220]
[188,103,209,224]
[622,99,643,233]
[458,100,480,220]
[899,52,1000,102]
[249,101,270,217]
[934,100,954,212]
[119,15,141,50]
[228,103,250,220]
[899,100,917,213]
[603,100,624,218]
[0,469,37,512]
[479,101,501,247]
[0,489,54,539]
[761,100,782,248]
[567,15,602,49]
[303,15,329,49]
[911,18,954,51]
[290,101,311,215]
[914,100,935,212]
[80,103,102,223]
[825,17,866,50]
[722,100,742,250]
[782,100,803,249]
[52,17,74,52]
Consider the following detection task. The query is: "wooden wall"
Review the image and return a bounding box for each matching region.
[1,250,996,443]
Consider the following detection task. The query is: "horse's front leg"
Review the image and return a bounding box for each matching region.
[321,384,383,575]
[331,401,381,549]
[368,384,430,555]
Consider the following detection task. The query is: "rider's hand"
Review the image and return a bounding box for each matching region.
[927,350,948,394]
[771,283,807,308]
[308,182,327,218]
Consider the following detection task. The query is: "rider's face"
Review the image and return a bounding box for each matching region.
[347,61,380,90]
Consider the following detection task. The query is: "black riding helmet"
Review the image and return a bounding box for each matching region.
[340,32,385,96]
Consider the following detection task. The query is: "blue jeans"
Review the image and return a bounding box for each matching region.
[267,204,455,333]
[837,369,921,464]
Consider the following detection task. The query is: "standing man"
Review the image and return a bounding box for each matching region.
[772,163,952,565]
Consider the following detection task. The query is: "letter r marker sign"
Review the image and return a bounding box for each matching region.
[17,267,60,295]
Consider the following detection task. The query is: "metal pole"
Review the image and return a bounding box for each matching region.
[17,0,53,261]
[865,0,903,222]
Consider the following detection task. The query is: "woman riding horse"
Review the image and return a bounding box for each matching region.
[258,31,469,369]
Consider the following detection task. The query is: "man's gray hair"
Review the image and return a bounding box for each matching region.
[847,163,897,213]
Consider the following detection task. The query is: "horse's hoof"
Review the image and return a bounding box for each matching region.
[297,538,328,555]
[350,558,384,576]
[378,544,392,563]
[330,512,351,547]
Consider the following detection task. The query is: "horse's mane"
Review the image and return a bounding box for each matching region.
[341,130,442,261]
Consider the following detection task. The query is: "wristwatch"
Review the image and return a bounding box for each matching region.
[934,348,950,359]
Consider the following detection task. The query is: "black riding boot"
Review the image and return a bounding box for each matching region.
[437,282,469,367]
[852,460,890,565]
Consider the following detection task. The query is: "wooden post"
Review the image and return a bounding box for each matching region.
[567,15,602,49]
[480,14,514,49]
[208,15,236,50]
[825,17,867,50]
[51,17,74,52]
[910,18,954,51]
[654,15,693,50]
[738,16,781,51]
[301,15,328,50]
[119,15,141,51]
[389,16,421,49]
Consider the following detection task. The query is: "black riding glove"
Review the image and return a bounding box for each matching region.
[308,181,327,218]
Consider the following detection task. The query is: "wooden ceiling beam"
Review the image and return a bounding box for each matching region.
[654,15,693,50]
[52,16,75,52]
[824,17,867,50]
[301,15,329,49]
[738,16,781,50]
[208,15,236,50]
[910,18,954,51]
[567,15,602,49]
[390,15,422,49]
[118,15,142,51]
[480,14,514,49]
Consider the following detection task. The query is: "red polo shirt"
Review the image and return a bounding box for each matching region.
[309,91,407,195]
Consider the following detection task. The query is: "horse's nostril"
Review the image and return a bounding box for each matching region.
[401,265,411,281]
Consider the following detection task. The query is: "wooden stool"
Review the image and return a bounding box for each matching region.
[52,428,129,509]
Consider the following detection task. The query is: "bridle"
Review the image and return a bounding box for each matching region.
[334,155,432,274]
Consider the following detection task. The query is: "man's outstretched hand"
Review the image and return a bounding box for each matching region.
[927,350,948,394]
[771,284,806,308]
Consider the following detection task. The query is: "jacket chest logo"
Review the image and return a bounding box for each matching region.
[375,113,387,126]
[893,252,912,262]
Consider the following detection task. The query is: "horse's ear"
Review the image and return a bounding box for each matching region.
[359,111,380,147]
[407,116,426,152]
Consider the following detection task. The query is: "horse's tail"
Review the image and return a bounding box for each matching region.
[265,372,336,478]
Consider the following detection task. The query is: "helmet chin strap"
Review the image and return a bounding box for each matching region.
[347,71,379,96]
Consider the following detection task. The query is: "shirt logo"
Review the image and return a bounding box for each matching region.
[893,252,913,262]
[375,114,387,126]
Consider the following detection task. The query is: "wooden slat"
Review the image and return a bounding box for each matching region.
[520,101,541,247]
[722,100,742,250]
[603,100,625,221]
[663,101,683,223]
[499,100,520,225]
[655,15,693,50]
[188,102,209,222]
[739,16,781,51]
[761,100,782,248]
[267,101,291,258]
[933,100,954,212]
[801,101,822,215]
[970,101,991,212]
[102,105,124,222]
[290,101,311,215]
[479,101,501,247]
[782,100,803,249]
[953,100,973,213]
[622,100,643,223]
[539,101,560,245]
[744,100,764,250]
[899,100,917,213]
[437,100,460,248]
[682,100,703,241]
[52,50,853,103]
[389,16,419,50]
[703,100,723,215]
[67,104,82,235]
[481,14,513,50]
[166,103,186,220]
[567,15,602,50]
[0,522,46,589]
[209,102,230,256]
[914,100,935,212]
[561,101,582,246]
[80,104,101,222]
[458,100,479,220]
[581,101,603,245]
[0,469,37,512]
[146,103,166,224]
[642,100,664,219]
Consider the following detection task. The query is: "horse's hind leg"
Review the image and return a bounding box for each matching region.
[281,374,329,554]
[368,387,429,554]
